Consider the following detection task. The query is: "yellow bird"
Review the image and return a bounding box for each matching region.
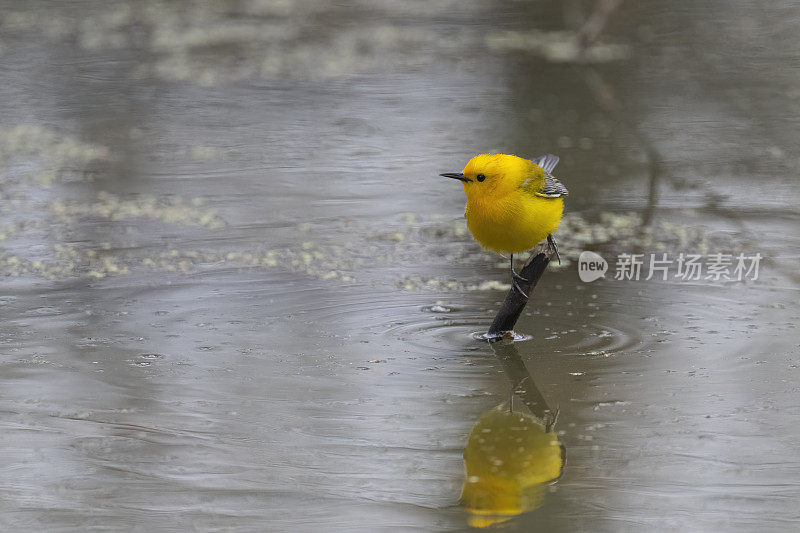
[440,153,568,296]
[460,405,564,527]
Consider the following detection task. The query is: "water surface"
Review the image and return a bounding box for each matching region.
[1,1,799,531]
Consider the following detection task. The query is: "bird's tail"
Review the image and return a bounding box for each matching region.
[532,154,560,174]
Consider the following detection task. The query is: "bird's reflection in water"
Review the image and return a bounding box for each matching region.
[461,341,565,528]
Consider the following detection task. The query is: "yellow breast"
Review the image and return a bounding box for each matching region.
[465,194,563,254]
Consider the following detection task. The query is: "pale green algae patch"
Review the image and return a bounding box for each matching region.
[0,125,109,164]
[0,124,230,280]
[0,125,110,187]
[51,193,225,229]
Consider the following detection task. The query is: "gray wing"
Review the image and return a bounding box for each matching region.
[532,154,569,198]
[539,174,569,197]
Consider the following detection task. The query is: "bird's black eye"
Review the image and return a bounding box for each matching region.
[476,174,486,182]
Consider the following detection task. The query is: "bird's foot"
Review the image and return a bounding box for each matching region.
[547,234,561,265]
[511,271,529,299]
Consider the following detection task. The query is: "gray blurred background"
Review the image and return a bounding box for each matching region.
[0,1,798,531]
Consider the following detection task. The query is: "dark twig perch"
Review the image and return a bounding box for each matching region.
[487,239,558,339]
[490,341,559,431]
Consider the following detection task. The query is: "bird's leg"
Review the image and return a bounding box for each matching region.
[547,234,561,265]
[510,253,529,298]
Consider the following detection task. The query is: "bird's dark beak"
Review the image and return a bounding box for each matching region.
[439,172,471,182]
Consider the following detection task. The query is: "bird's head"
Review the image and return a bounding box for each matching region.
[440,154,535,203]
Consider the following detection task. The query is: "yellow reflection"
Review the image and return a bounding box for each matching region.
[461,342,564,527]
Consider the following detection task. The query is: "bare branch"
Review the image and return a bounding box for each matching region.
[487,240,557,338]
